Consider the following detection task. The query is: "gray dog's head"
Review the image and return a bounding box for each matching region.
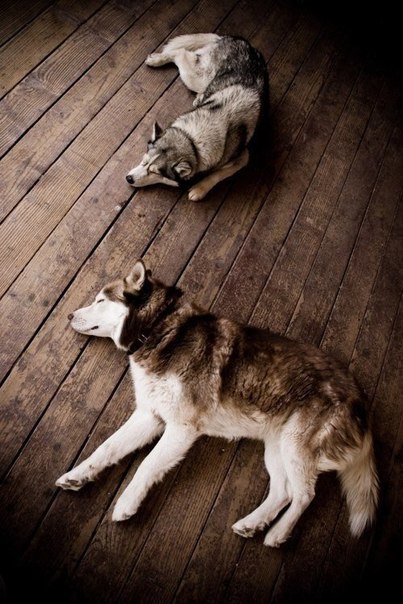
[126,122,197,188]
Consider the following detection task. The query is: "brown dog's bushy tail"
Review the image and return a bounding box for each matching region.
[339,432,379,537]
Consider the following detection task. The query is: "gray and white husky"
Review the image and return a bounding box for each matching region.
[56,260,378,547]
[126,33,268,201]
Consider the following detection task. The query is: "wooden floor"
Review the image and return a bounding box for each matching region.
[0,0,402,602]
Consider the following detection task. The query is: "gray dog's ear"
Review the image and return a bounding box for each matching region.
[151,121,162,143]
[125,259,147,291]
[174,160,192,179]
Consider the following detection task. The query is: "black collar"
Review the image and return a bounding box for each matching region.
[126,298,178,355]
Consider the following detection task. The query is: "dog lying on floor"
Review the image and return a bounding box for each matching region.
[125,33,268,201]
[56,260,378,547]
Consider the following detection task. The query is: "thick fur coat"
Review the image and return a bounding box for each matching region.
[57,260,378,547]
[126,33,268,201]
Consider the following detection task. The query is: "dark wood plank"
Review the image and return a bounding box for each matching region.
[320,119,403,362]
[0,0,198,298]
[251,84,401,344]
[0,0,105,98]
[0,0,158,223]
[285,83,399,345]
[0,335,128,547]
[0,0,54,47]
[313,194,403,600]
[350,205,403,400]
[0,0,157,160]
[359,299,403,597]
[214,59,370,327]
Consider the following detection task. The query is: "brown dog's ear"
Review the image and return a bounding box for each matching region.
[125,259,147,292]
[151,121,162,143]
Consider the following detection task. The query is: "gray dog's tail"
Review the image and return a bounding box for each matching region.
[163,33,220,53]
[339,432,379,537]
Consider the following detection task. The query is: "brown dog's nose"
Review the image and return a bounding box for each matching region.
[126,174,134,184]
[68,313,74,321]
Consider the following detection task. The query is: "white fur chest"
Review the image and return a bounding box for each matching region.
[129,359,183,423]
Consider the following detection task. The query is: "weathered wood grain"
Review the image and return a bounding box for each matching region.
[0,0,199,296]
[0,0,54,47]
[314,192,403,600]
[0,0,161,160]
[0,0,106,98]
[0,0,159,222]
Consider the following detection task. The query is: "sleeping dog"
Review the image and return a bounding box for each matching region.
[57,260,378,547]
[126,33,268,201]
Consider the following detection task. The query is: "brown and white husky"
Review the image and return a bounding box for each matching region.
[56,260,378,547]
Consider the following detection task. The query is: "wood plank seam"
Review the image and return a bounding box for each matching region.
[0,0,111,101]
[0,0,186,223]
[0,1,56,49]
[18,363,131,562]
[247,68,366,323]
[284,74,386,339]
[0,0,164,161]
[1,343,89,483]
[319,120,399,359]
[0,0,202,289]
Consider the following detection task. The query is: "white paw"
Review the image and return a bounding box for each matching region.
[188,186,207,201]
[112,497,138,522]
[232,520,257,538]
[232,516,266,538]
[145,53,164,67]
[55,471,88,491]
[264,528,289,548]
